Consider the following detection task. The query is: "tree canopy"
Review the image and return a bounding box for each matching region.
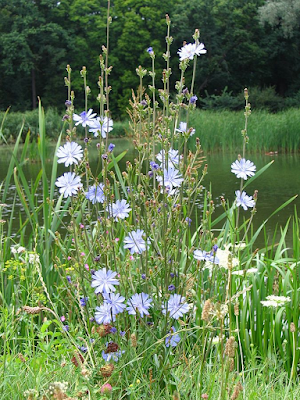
[1,0,300,115]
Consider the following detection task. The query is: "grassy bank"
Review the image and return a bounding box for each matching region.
[1,108,300,153]
[0,108,129,143]
[189,108,300,153]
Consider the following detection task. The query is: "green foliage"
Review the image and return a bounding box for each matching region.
[2,0,300,114]
[0,109,127,142]
[0,0,74,110]
[259,0,300,38]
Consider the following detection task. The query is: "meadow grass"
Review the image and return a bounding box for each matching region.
[1,12,300,400]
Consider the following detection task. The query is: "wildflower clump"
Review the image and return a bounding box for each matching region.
[8,10,296,399]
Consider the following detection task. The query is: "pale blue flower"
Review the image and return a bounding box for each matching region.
[165,326,181,347]
[91,268,119,294]
[176,122,195,136]
[150,161,160,170]
[103,292,126,315]
[194,249,220,264]
[156,167,184,194]
[231,159,256,180]
[178,42,206,61]
[80,297,89,307]
[73,109,97,127]
[108,143,115,152]
[55,172,83,198]
[162,294,189,319]
[107,199,131,221]
[86,184,105,204]
[89,116,113,138]
[124,229,148,254]
[147,47,153,54]
[190,95,198,104]
[102,349,124,362]
[156,149,181,168]
[95,303,115,324]
[127,293,153,318]
[56,142,83,167]
[235,190,255,210]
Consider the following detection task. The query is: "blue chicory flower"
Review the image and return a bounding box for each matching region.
[56,142,83,167]
[235,190,255,210]
[162,294,189,319]
[127,293,153,318]
[91,268,120,294]
[165,326,181,347]
[103,292,126,315]
[85,184,105,204]
[190,95,198,104]
[108,143,115,152]
[55,172,83,198]
[80,297,89,307]
[124,229,149,254]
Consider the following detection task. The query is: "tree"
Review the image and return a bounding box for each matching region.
[172,0,268,97]
[258,0,300,38]
[0,0,73,110]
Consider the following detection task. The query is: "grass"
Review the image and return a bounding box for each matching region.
[189,108,300,153]
[1,351,300,399]
[1,108,300,153]
[0,108,129,143]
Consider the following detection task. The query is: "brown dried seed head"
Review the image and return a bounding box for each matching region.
[230,381,243,400]
[229,357,234,372]
[234,302,239,316]
[18,353,26,363]
[131,333,137,348]
[96,324,112,337]
[173,391,180,400]
[100,363,114,378]
[225,336,236,358]
[290,322,296,333]
[201,300,212,321]
[105,342,119,354]
[22,306,42,315]
[71,352,84,367]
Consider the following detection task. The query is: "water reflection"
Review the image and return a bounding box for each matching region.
[1,141,299,247]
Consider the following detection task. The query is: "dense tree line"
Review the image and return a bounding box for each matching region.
[1,0,300,117]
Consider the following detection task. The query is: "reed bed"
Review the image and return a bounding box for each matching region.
[189,108,300,153]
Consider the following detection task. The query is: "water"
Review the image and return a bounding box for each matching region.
[1,141,299,246]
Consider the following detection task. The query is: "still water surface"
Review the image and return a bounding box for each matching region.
[1,139,299,246]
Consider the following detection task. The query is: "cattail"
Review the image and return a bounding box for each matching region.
[202,300,212,321]
[290,322,296,332]
[131,333,137,348]
[100,363,114,378]
[225,336,236,358]
[22,306,42,315]
[230,382,243,400]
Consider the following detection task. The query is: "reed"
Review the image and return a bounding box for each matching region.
[189,108,300,153]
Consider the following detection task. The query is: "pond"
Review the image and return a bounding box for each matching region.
[1,139,299,247]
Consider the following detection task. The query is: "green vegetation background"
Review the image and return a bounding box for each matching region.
[1,0,300,117]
